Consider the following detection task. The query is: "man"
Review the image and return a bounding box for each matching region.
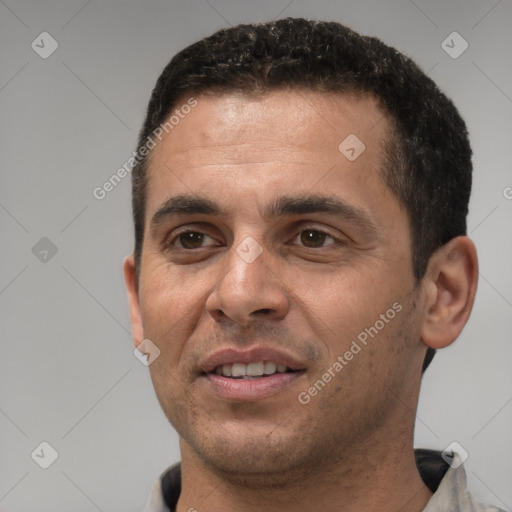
[123,18,502,512]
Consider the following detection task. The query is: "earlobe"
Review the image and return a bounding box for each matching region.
[421,236,478,350]
[123,255,145,347]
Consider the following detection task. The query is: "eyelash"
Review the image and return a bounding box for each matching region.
[166,227,343,250]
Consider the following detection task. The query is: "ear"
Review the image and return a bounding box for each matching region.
[421,236,478,349]
[123,255,145,348]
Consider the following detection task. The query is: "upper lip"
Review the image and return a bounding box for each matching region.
[200,346,306,374]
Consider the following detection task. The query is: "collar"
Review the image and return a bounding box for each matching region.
[143,449,503,512]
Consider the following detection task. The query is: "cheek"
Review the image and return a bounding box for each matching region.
[312,297,419,414]
[141,258,206,316]
[139,266,205,362]
[286,264,403,355]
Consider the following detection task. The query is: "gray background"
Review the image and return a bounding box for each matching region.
[1,0,511,510]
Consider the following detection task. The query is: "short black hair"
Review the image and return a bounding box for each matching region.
[131,18,473,372]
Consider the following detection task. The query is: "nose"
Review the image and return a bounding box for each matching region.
[205,238,289,326]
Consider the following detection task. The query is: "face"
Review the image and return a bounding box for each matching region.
[126,90,429,480]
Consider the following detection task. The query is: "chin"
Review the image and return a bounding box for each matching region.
[199,447,311,488]
[178,415,327,486]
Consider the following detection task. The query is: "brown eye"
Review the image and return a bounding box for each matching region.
[299,229,332,248]
[173,231,212,249]
[179,232,203,249]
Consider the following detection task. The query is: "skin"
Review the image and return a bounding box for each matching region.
[124,90,478,512]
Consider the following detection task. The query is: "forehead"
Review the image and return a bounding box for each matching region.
[153,89,388,160]
[145,89,396,221]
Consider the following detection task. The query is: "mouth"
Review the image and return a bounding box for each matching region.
[211,361,299,379]
[199,348,306,401]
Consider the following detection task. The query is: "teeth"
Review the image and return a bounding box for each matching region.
[246,361,264,376]
[213,361,292,378]
[231,363,246,377]
[263,361,276,374]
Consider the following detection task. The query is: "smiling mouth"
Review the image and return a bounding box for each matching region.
[210,361,302,379]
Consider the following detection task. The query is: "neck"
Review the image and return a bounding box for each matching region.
[176,429,432,512]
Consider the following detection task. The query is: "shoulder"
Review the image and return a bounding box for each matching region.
[416,449,508,512]
[142,463,181,512]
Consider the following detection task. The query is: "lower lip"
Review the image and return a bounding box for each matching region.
[202,372,304,401]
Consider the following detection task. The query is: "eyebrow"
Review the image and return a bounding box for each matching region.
[149,193,378,237]
[150,195,222,236]
[266,195,378,235]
